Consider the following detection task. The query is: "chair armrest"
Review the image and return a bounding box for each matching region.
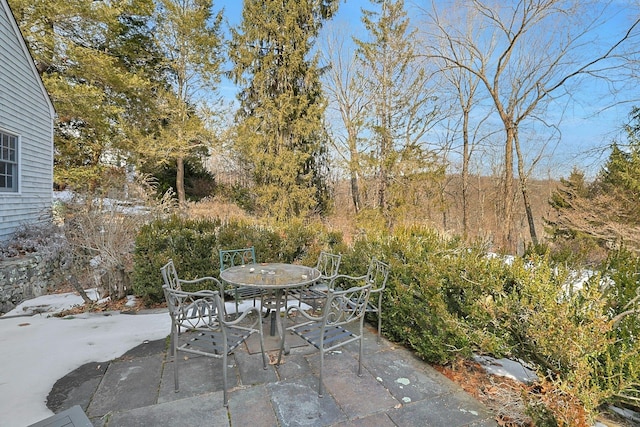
[177,289,218,298]
[178,277,224,295]
[220,306,262,327]
[178,276,219,286]
[284,305,323,322]
[329,274,367,290]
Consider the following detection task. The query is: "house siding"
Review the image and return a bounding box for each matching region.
[0,0,54,243]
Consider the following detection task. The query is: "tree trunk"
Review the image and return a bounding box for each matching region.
[176,156,186,207]
[503,126,515,251]
[350,172,361,213]
[67,274,93,305]
[462,108,470,240]
[515,133,538,246]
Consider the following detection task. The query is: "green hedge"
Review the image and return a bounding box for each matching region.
[132,216,345,303]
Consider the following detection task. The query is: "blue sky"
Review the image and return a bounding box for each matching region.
[213,0,636,179]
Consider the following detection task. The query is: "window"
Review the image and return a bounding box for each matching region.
[0,132,18,192]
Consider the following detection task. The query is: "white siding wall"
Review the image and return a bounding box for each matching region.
[0,0,54,242]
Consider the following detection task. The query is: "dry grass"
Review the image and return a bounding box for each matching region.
[187,196,254,222]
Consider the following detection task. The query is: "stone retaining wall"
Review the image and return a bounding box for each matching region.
[0,254,65,314]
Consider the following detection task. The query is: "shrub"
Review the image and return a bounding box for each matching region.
[0,222,67,262]
[132,217,340,303]
[594,248,640,412]
[479,250,640,423]
[132,216,220,302]
[335,227,640,422]
[338,226,483,364]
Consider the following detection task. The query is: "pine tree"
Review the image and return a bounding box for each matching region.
[355,0,439,219]
[598,148,640,225]
[148,0,224,206]
[547,108,640,256]
[229,0,338,220]
[8,0,160,191]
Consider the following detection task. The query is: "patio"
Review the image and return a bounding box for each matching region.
[46,320,497,427]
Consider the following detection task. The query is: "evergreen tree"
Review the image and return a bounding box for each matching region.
[229,0,338,220]
[598,145,640,225]
[549,167,589,211]
[548,108,640,256]
[148,0,224,206]
[8,0,160,191]
[355,0,439,219]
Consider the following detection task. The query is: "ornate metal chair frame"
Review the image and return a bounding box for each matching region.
[333,258,390,342]
[161,259,224,294]
[163,285,267,407]
[290,251,342,311]
[277,282,372,397]
[218,247,263,314]
[363,258,390,341]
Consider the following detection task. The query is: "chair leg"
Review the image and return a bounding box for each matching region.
[223,352,229,407]
[358,334,364,377]
[173,334,180,392]
[169,324,176,358]
[318,349,324,398]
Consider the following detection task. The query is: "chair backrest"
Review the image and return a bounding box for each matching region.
[316,251,341,280]
[163,285,223,330]
[161,259,181,291]
[323,283,372,327]
[367,258,390,292]
[219,247,256,271]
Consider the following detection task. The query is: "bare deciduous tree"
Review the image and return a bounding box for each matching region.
[320,23,371,213]
[426,4,495,239]
[423,0,640,251]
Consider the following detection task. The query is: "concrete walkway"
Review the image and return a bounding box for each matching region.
[46,318,497,427]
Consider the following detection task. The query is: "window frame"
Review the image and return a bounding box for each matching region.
[0,130,19,193]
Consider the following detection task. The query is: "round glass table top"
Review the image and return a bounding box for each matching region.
[219,263,321,289]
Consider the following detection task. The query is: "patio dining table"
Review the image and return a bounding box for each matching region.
[219,263,321,341]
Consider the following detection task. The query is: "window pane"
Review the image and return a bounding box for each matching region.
[8,136,16,161]
[0,162,6,189]
[0,132,18,192]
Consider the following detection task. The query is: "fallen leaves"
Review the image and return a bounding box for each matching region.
[435,359,533,426]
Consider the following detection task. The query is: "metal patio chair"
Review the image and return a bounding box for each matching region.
[161,259,228,318]
[289,251,342,311]
[277,281,372,397]
[362,258,390,341]
[161,259,224,294]
[219,247,263,314]
[334,258,390,342]
[163,285,266,407]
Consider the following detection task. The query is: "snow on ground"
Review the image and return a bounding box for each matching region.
[473,355,538,384]
[0,290,260,427]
